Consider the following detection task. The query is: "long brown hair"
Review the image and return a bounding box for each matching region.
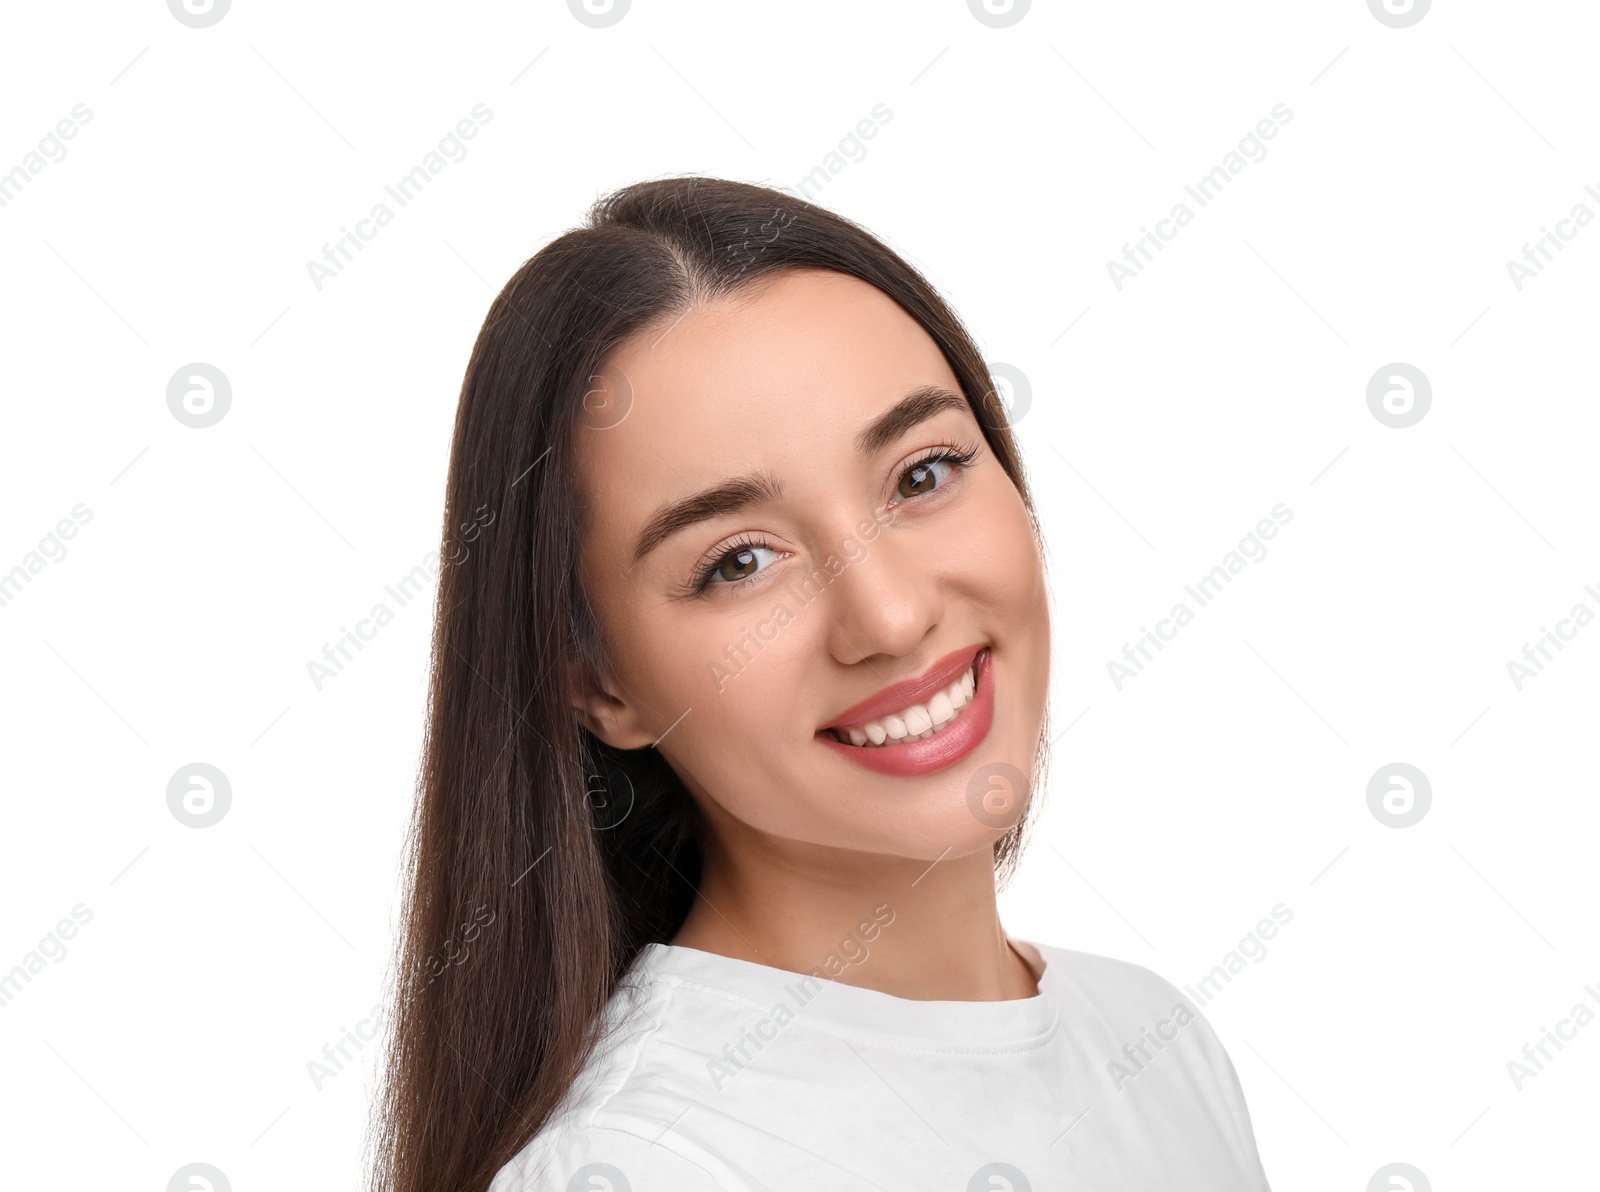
[368,175,1047,1192]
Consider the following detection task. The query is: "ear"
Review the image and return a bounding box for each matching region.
[565,661,657,751]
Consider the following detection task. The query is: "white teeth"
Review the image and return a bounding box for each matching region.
[829,660,982,748]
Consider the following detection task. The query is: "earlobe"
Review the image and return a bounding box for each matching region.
[565,666,657,751]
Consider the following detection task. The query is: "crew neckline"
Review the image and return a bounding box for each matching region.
[627,937,1059,1050]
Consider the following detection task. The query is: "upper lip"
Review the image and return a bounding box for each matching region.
[820,644,987,731]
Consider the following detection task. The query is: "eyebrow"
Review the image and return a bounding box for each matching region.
[629,384,971,567]
[630,470,784,567]
[854,384,969,456]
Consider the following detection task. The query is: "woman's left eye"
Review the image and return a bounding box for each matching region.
[698,542,782,589]
[889,451,960,496]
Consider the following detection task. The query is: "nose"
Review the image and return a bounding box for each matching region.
[822,520,945,667]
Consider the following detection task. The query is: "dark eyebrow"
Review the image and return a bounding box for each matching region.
[630,383,970,567]
[854,384,970,456]
[631,470,784,567]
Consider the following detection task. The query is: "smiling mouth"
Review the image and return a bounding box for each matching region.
[825,652,984,748]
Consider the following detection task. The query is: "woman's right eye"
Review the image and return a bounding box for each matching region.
[697,542,782,590]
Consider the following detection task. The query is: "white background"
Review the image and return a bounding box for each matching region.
[1,1,1596,1188]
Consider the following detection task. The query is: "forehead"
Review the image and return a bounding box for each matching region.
[601,269,956,449]
[575,268,959,515]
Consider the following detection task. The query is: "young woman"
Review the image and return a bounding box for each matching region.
[370,176,1272,1191]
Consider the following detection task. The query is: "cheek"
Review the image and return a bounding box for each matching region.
[951,477,1051,715]
[677,597,802,696]
[655,604,824,822]
[622,590,810,737]
[949,475,1045,605]
[705,598,810,707]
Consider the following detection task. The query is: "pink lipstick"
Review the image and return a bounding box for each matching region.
[818,645,995,777]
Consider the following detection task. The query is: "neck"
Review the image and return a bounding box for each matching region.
[668,820,1039,1002]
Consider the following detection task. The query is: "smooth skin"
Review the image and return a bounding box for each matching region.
[567,267,1052,1003]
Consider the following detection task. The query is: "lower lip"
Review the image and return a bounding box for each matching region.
[818,648,995,777]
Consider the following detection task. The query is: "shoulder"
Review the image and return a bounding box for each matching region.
[1034,941,1194,1018]
[1034,939,1236,1066]
[489,969,732,1191]
[489,1123,730,1192]
[1030,940,1269,1182]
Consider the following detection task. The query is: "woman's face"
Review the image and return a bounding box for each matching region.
[570,267,1050,862]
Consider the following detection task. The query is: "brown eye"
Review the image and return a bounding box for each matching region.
[696,541,781,591]
[717,547,761,583]
[897,457,950,500]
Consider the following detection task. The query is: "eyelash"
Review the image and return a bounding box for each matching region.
[686,440,983,595]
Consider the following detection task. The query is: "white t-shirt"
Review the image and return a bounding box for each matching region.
[491,938,1273,1191]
